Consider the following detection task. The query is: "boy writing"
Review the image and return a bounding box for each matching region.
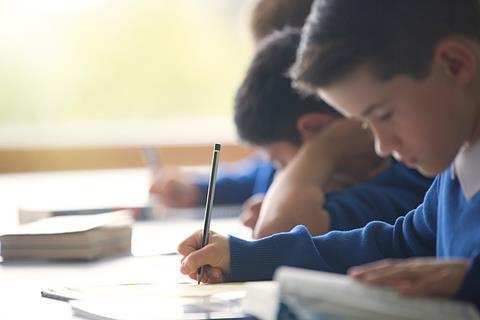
[178,0,480,305]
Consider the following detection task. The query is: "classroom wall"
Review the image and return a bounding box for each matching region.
[0,144,255,173]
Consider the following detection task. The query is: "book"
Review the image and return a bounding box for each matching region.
[18,206,154,224]
[240,281,279,320]
[0,211,133,261]
[273,266,480,320]
[18,204,241,225]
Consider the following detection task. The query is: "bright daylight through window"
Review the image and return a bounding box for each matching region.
[0,0,251,147]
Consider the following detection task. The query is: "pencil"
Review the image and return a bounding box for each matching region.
[142,146,164,207]
[197,143,221,284]
[142,146,162,175]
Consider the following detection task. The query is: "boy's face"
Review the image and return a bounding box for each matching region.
[261,141,300,169]
[260,113,336,169]
[317,65,475,177]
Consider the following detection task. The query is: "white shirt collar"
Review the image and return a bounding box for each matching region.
[454,139,480,200]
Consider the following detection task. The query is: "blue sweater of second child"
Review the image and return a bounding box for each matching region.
[324,160,432,230]
[195,156,276,205]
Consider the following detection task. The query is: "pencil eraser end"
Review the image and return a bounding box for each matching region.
[214,144,221,151]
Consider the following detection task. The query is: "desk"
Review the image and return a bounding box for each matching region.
[0,168,250,319]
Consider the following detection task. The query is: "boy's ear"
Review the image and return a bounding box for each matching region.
[434,39,477,84]
[296,113,336,141]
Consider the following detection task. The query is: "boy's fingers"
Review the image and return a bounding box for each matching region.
[354,268,430,285]
[349,258,439,280]
[150,178,172,196]
[359,266,427,283]
[349,259,398,277]
[397,274,439,296]
[180,244,219,275]
[350,259,469,297]
[398,265,468,297]
[241,210,258,229]
[185,267,224,284]
[177,230,203,256]
[203,267,225,283]
[395,269,454,297]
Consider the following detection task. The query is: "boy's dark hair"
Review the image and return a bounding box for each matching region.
[250,0,313,44]
[235,28,341,146]
[291,0,480,92]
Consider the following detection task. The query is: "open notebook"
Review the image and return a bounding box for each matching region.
[270,266,480,320]
[42,282,249,320]
[0,211,133,260]
[70,295,249,320]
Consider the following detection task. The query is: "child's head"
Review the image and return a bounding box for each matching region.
[235,28,342,169]
[250,0,313,45]
[292,0,480,176]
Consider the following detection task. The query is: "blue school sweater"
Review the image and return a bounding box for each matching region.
[195,156,276,205]
[227,166,480,306]
[324,160,432,230]
[195,155,432,217]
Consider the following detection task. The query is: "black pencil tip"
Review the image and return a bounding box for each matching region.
[214,143,221,151]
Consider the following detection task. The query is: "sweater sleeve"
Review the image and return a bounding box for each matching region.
[194,158,275,205]
[227,177,440,282]
[325,163,432,231]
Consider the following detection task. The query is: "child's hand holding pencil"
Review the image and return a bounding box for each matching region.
[178,230,230,284]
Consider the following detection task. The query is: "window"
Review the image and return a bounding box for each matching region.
[0,0,255,171]
[0,0,252,146]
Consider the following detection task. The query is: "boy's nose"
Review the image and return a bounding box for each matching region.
[374,139,390,157]
[372,127,397,158]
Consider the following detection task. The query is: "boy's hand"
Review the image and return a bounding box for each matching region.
[348,258,470,297]
[177,230,230,283]
[240,195,264,230]
[149,176,199,208]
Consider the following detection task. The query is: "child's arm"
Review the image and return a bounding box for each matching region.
[178,175,478,306]
[254,119,383,238]
[230,177,440,282]
[150,157,275,207]
[179,177,439,283]
[195,158,275,206]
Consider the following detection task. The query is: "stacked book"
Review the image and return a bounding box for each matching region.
[0,211,133,261]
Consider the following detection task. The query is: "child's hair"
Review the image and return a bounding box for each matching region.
[291,0,480,92]
[234,28,341,146]
[250,0,313,44]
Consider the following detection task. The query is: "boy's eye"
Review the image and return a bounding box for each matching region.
[377,110,394,122]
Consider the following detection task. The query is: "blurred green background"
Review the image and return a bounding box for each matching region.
[0,0,252,124]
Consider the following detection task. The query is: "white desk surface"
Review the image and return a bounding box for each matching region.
[0,168,250,319]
